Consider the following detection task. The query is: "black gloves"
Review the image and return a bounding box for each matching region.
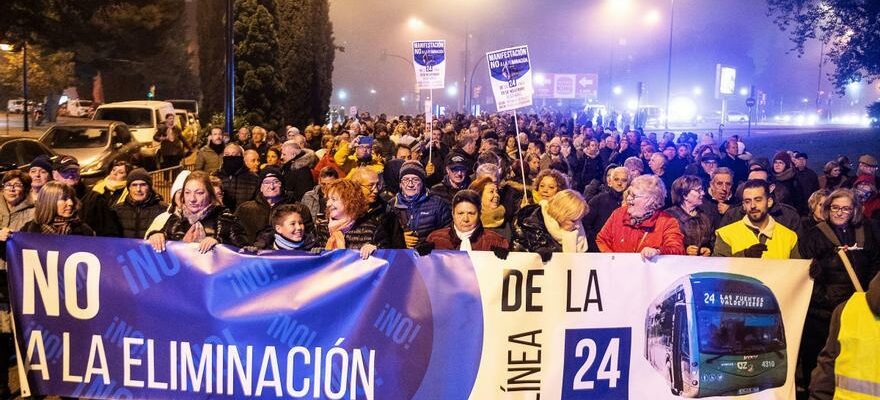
[415,242,435,256]
[537,250,553,262]
[491,246,510,260]
[742,243,768,258]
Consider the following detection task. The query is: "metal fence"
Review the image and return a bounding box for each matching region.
[148,161,196,202]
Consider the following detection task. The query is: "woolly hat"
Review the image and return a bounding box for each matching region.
[30,155,53,173]
[773,151,792,169]
[399,160,426,182]
[170,170,191,200]
[259,166,285,190]
[126,168,152,187]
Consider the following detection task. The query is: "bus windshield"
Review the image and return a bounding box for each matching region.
[697,311,785,355]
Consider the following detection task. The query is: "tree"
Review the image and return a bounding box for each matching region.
[3,0,196,102]
[767,0,880,92]
[197,0,227,123]
[0,45,75,100]
[234,0,286,130]
[277,0,337,128]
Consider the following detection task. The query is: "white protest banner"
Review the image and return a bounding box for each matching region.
[486,45,534,112]
[413,40,446,90]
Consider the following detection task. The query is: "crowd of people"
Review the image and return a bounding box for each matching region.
[0,110,878,398]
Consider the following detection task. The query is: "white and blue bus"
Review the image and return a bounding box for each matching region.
[645,272,787,397]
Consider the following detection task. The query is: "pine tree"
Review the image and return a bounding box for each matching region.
[234,0,286,130]
[277,0,337,128]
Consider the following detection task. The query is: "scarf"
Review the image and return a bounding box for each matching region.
[104,179,127,192]
[481,204,506,228]
[42,215,81,235]
[181,205,213,243]
[775,167,796,182]
[455,227,475,251]
[540,201,587,253]
[274,233,304,250]
[209,141,226,155]
[325,216,355,249]
[629,208,655,227]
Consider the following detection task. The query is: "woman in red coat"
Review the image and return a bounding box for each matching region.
[426,190,509,251]
[596,174,685,260]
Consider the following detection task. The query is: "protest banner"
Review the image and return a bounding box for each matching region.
[412,41,445,90]
[486,45,534,112]
[7,234,810,399]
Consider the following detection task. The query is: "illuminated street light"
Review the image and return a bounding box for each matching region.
[408,17,424,30]
[613,85,623,96]
[401,96,407,102]
[692,86,703,96]
[739,87,749,96]
[338,90,348,100]
[369,89,377,95]
[446,85,458,97]
[606,0,634,15]
[534,73,547,85]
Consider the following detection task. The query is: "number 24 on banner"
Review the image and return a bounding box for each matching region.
[562,328,632,399]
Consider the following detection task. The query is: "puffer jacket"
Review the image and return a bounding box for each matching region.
[111,192,166,239]
[391,191,452,243]
[800,221,880,319]
[315,212,387,250]
[596,206,686,254]
[234,194,292,243]
[427,225,509,251]
[153,205,248,248]
[511,204,562,253]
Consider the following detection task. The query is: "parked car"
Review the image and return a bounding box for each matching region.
[39,120,144,179]
[726,111,750,123]
[0,137,59,173]
[92,100,176,157]
[59,99,95,118]
[6,99,39,114]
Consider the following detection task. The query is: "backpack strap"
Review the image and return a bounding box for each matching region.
[817,222,864,292]
[816,221,842,247]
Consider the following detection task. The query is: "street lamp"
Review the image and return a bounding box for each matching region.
[692,86,703,96]
[0,42,29,132]
[407,17,424,30]
[663,0,675,130]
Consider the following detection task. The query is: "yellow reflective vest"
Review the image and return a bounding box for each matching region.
[834,292,880,399]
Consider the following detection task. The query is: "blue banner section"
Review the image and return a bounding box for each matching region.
[6,234,483,399]
[487,46,530,83]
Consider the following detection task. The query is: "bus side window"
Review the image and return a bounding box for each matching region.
[680,319,690,358]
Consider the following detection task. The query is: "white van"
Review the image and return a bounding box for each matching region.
[65,99,94,117]
[92,101,176,156]
[7,99,25,113]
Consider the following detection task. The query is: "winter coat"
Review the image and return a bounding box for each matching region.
[333,141,384,176]
[153,205,248,248]
[391,191,452,243]
[363,198,404,249]
[427,225,509,251]
[511,204,561,253]
[579,154,604,192]
[596,207,686,254]
[0,198,35,269]
[234,195,292,243]
[80,183,123,237]
[774,167,807,214]
[800,221,880,319]
[429,179,469,205]
[111,193,166,239]
[253,228,316,251]
[719,153,749,186]
[194,145,223,174]
[664,206,715,250]
[216,167,259,212]
[582,188,624,252]
[315,212,388,250]
[796,167,820,204]
[300,185,326,222]
[282,151,317,202]
[22,220,95,236]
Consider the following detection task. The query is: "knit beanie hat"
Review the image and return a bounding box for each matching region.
[126,168,152,187]
[773,151,792,169]
[259,166,285,190]
[399,160,427,182]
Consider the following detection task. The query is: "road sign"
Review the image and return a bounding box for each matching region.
[746,97,756,108]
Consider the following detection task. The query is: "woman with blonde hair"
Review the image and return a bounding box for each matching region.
[512,189,589,259]
[597,174,685,260]
[147,171,247,253]
[23,181,94,236]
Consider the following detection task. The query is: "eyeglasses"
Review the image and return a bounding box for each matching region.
[2,183,23,191]
[360,182,381,191]
[401,177,421,184]
[261,179,281,187]
[830,205,854,214]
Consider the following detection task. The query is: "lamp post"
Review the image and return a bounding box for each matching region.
[467,58,483,115]
[224,0,234,136]
[663,0,675,130]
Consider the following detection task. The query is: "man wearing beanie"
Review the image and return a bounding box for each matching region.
[335,135,384,177]
[391,160,451,248]
[234,166,292,242]
[111,168,166,239]
[772,150,807,214]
